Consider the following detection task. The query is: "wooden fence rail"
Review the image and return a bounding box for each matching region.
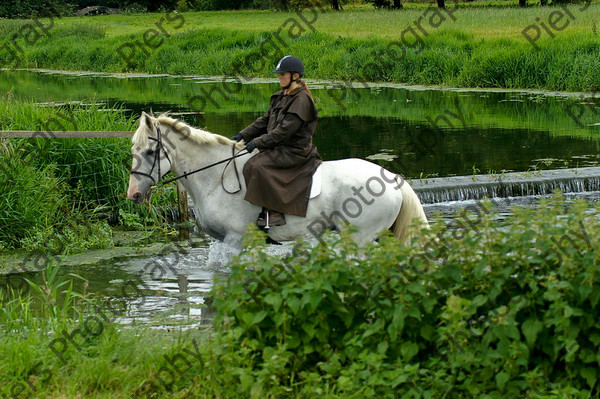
[0,130,132,138]
[0,130,189,224]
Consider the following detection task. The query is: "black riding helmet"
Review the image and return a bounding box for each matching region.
[273,55,304,77]
[273,56,304,89]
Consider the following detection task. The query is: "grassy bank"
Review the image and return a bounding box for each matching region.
[1,194,599,397]
[0,96,177,253]
[1,5,600,91]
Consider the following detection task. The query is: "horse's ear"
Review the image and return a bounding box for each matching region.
[140,112,154,131]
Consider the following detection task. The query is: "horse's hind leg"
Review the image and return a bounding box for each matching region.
[351,228,381,246]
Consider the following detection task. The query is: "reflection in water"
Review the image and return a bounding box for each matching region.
[109,246,216,328]
[0,69,598,179]
[54,240,297,329]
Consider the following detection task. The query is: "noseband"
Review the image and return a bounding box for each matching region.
[129,125,172,185]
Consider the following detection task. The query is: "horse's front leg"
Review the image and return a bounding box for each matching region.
[223,231,244,251]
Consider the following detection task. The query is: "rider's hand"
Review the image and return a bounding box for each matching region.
[230,133,243,142]
[244,140,257,153]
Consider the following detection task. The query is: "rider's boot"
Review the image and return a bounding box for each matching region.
[257,209,286,228]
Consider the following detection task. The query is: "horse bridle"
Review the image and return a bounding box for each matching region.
[129,124,249,197]
[129,125,172,186]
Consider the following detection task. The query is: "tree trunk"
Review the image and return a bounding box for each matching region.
[519,0,527,7]
[540,0,548,5]
[332,0,340,10]
[393,0,403,9]
[437,0,445,7]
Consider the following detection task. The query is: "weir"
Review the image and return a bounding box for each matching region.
[412,167,600,204]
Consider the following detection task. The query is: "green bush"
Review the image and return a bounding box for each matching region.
[366,0,394,8]
[212,194,600,397]
[0,142,69,248]
[0,0,75,19]
[1,193,598,397]
[20,219,113,255]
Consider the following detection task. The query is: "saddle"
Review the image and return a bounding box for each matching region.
[309,164,322,199]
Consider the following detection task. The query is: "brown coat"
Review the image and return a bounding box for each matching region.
[240,85,322,217]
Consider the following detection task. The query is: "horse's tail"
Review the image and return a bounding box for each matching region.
[390,177,429,242]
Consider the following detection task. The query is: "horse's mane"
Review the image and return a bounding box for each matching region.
[132,113,243,149]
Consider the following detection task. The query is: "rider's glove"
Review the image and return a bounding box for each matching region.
[230,133,243,141]
[244,140,257,153]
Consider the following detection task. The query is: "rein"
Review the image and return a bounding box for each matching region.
[160,149,248,187]
[130,125,249,194]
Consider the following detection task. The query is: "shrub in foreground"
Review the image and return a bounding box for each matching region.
[212,194,600,397]
[1,194,598,398]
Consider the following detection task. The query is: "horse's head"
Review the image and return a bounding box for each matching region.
[127,112,174,203]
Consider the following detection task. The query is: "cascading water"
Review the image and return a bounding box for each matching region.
[413,167,600,204]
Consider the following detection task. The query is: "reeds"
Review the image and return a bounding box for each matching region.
[0,96,174,249]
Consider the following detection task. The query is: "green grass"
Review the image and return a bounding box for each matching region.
[1,194,599,397]
[0,95,177,250]
[38,4,599,40]
[1,4,599,91]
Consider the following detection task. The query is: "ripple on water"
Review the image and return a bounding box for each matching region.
[92,239,304,330]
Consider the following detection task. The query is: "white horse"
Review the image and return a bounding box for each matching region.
[126,113,428,248]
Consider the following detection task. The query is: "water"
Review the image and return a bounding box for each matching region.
[1,69,599,178]
[413,166,600,203]
[0,239,300,329]
[1,69,599,327]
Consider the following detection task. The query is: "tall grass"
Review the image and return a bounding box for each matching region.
[0,5,599,91]
[0,95,177,249]
[0,95,134,208]
[1,94,150,213]
[0,141,68,247]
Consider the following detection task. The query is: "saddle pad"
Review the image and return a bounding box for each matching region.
[309,164,322,199]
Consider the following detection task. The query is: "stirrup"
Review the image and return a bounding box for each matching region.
[256,209,285,229]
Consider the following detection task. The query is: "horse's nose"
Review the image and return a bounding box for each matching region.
[132,192,141,202]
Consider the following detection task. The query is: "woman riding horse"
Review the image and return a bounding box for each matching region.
[231,56,322,228]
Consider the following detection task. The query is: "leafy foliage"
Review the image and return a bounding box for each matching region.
[0,0,75,19]
[212,194,600,396]
[0,0,181,18]
[1,194,598,397]
[20,219,113,255]
[365,0,394,8]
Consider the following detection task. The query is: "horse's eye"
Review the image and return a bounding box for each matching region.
[146,150,155,156]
